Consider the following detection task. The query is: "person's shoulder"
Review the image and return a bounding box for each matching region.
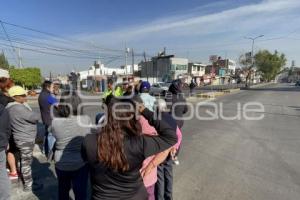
[0,104,6,116]
[84,133,98,144]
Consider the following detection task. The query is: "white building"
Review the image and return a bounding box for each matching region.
[227,59,237,74]
[140,55,188,84]
[0,69,9,78]
[188,62,206,77]
[78,62,139,89]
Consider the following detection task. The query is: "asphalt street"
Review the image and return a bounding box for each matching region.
[173,83,300,200]
[11,83,300,200]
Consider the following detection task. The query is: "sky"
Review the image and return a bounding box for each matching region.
[0,0,300,76]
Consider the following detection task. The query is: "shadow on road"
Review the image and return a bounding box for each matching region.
[32,157,58,200]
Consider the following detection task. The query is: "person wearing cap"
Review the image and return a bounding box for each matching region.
[139,81,156,112]
[6,86,42,192]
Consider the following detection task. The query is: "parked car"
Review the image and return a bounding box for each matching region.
[295,80,300,86]
[149,82,171,96]
[34,88,42,94]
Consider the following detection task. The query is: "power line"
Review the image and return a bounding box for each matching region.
[0,36,122,58]
[0,42,123,60]
[0,19,124,53]
[0,21,19,65]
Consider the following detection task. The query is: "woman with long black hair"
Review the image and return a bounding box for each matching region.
[82,97,177,200]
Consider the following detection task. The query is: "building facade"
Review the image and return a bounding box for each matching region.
[140,55,188,84]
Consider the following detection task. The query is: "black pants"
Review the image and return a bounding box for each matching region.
[55,164,89,200]
[155,157,173,200]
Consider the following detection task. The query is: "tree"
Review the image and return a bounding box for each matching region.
[254,50,287,82]
[0,52,10,70]
[238,53,252,86]
[10,67,42,89]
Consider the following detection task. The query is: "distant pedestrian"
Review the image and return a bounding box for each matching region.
[6,86,42,192]
[102,79,114,104]
[189,79,196,96]
[0,104,11,200]
[38,81,58,157]
[50,90,90,200]
[165,79,188,129]
[82,97,177,200]
[139,81,156,111]
[0,77,18,180]
[134,80,143,95]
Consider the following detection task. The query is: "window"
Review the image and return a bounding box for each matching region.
[175,64,187,70]
[171,64,176,71]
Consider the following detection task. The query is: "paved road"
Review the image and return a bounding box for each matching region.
[11,83,300,200]
[173,83,300,200]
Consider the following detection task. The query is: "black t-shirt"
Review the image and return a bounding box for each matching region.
[82,109,177,200]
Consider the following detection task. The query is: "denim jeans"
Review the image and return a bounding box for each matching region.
[43,125,56,157]
[55,164,89,200]
[155,157,173,200]
[0,150,11,200]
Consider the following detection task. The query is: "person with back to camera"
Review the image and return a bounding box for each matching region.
[139,81,156,112]
[81,96,177,200]
[50,90,91,200]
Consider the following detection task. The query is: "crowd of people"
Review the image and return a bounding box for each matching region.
[0,76,188,200]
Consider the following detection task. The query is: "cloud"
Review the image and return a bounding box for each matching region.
[77,0,300,43]
[6,0,300,75]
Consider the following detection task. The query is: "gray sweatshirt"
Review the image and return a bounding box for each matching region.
[6,102,39,144]
[50,115,91,171]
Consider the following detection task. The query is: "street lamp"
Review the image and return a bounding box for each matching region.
[244,34,264,87]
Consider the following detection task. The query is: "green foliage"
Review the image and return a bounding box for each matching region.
[239,54,252,69]
[0,53,10,70]
[254,50,286,81]
[9,67,42,89]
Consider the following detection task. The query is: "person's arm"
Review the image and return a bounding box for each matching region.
[141,148,171,178]
[47,95,58,106]
[141,108,177,158]
[174,126,182,150]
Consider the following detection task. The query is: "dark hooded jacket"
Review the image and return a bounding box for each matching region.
[165,79,188,128]
[0,104,11,151]
[0,91,14,107]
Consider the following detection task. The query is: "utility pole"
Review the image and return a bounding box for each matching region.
[125,43,130,76]
[144,51,148,81]
[131,48,134,75]
[18,48,22,68]
[244,34,264,87]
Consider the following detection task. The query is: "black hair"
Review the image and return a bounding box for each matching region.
[57,90,82,117]
[42,80,52,90]
[107,79,114,85]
